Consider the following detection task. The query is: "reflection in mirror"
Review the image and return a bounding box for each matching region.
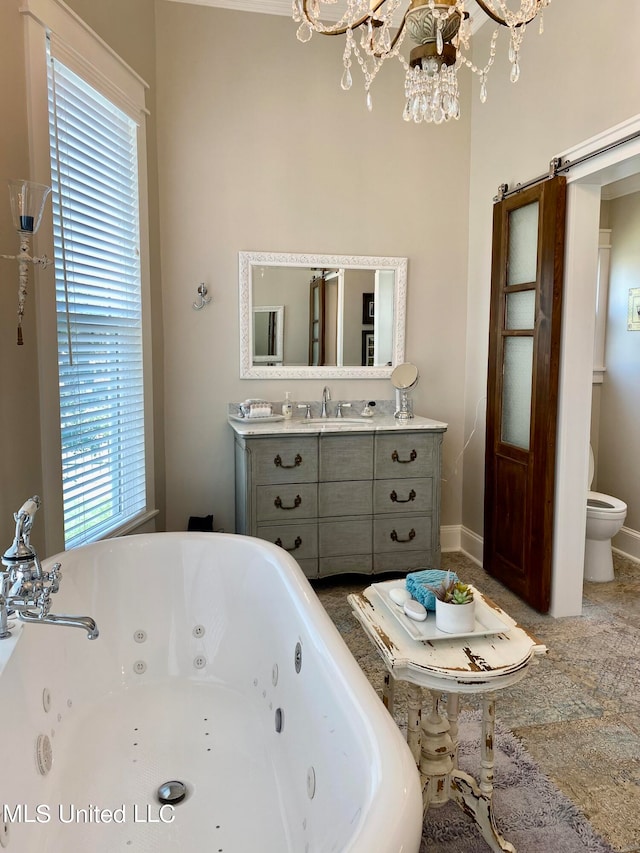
[253,305,284,364]
[239,252,407,379]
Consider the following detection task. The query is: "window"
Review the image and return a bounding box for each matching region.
[47,52,146,548]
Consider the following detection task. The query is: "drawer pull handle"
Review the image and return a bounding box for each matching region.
[391,449,417,464]
[274,495,302,511]
[390,528,416,543]
[274,453,302,469]
[275,536,302,552]
[390,489,416,504]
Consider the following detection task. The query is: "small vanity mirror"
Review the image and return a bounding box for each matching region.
[239,251,407,379]
[391,362,419,390]
[391,362,419,420]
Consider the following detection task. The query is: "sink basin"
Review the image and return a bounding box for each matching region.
[297,417,373,427]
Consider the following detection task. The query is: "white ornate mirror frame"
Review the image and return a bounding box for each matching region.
[239,251,407,379]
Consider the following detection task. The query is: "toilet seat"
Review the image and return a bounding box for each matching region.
[587,447,626,515]
[587,490,627,517]
[584,445,626,582]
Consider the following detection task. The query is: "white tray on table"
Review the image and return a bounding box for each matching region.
[372,580,516,642]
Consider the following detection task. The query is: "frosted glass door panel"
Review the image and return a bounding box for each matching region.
[508,202,539,286]
[506,290,536,330]
[501,336,533,449]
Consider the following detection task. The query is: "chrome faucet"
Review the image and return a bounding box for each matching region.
[1,496,99,640]
[321,386,331,418]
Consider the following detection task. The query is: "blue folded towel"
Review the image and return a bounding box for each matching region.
[405,569,459,611]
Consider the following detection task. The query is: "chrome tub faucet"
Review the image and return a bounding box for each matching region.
[1,496,99,640]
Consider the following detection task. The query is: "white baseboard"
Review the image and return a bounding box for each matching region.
[441,524,484,565]
[441,525,461,552]
[460,526,484,566]
[613,526,640,563]
[444,523,640,567]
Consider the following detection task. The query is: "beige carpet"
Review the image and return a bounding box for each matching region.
[314,551,640,853]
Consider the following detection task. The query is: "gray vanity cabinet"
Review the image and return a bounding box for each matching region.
[372,433,439,573]
[233,427,443,579]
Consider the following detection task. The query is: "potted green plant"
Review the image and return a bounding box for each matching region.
[426,574,476,634]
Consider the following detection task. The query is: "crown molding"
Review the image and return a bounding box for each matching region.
[165,0,489,32]
[601,173,640,201]
[165,0,295,15]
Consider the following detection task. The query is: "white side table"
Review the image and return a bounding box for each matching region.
[348,582,546,853]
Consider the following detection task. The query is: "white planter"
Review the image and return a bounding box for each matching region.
[435,599,476,634]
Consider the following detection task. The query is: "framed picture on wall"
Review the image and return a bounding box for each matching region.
[362,331,374,366]
[362,292,374,324]
[628,287,640,330]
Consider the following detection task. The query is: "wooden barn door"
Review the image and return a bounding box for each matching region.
[483,176,566,613]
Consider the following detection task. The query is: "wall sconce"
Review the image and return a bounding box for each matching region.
[1,179,52,345]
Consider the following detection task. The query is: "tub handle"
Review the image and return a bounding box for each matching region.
[390,528,416,543]
[390,489,416,504]
[391,449,417,464]
[274,495,302,511]
[275,536,303,552]
[274,453,302,469]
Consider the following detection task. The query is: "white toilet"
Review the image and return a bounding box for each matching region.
[584,446,627,582]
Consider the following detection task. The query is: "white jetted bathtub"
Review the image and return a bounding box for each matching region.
[0,532,422,852]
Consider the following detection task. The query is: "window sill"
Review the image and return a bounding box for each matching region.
[105,509,159,539]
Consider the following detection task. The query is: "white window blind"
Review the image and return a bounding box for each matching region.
[47,54,146,548]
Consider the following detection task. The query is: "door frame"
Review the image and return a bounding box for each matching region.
[552,113,640,616]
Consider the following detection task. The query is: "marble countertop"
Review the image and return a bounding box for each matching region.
[228,413,448,436]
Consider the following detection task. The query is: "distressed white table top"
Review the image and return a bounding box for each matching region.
[348,583,547,694]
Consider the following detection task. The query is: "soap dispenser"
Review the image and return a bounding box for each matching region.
[282,392,293,420]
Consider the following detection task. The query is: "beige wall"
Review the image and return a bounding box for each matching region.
[155,2,471,532]
[462,0,640,541]
[596,191,640,533]
[0,1,43,550]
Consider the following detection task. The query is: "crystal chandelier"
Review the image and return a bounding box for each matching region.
[293,0,550,124]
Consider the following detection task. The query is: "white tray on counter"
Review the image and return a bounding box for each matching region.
[229,413,284,423]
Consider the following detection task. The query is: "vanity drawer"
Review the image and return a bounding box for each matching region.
[373,478,433,515]
[318,481,372,517]
[373,550,433,574]
[249,437,318,485]
[373,515,432,554]
[374,433,435,480]
[319,554,372,577]
[257,484,317,522]
[319,518,372,558]
[256,522,318,558]
[319,434,374,482]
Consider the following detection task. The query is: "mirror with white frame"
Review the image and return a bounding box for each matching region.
[239,251,407,379]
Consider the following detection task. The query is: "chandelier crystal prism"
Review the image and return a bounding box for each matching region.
[292,0,551,123]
